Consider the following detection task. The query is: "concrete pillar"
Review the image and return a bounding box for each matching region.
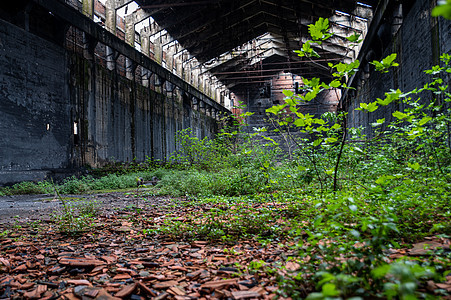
[193,67,199,88]
[125,14,135,47]
[140,27,150,56]
[183,58,191,82]
[104,1,116,73]
[124,15,135,81]
[175,54,183,77]
[166,45,175,71]
[154,37,162,64]
[82,0,94,18]
[199,74,206,92]
[139,27,151,86]
[105,0,116,34]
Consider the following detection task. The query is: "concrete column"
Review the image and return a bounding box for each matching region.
[82,0,94,18]
[175,54,183,77]
[125,14,135,47]
[183,58,191,82]
[105,0,116,34]
[166,45,175,71]
[140,27,151,86]
[199,74,206,92]
[154,37,162,64]
[140,27,150,56]
[124,15,135,81]
[193,67,199,88]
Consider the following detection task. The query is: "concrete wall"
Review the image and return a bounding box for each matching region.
[345,0,451,135]
[0,17,217,185]
[0,18,71,184]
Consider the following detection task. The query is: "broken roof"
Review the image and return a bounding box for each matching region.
[134,0,375,93]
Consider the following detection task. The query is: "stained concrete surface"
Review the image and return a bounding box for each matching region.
[0,194,69,223]
[0,192,167,225]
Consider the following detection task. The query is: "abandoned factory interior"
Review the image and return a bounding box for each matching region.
[0,0,450,185]
[1,0,451,299]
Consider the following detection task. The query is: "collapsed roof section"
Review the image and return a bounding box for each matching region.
[93,0,376,103]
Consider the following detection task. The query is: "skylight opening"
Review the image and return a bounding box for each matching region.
[357,2,373,8]
[117,1,140,19]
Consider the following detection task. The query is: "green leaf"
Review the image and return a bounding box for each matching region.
[313,138,322,147]
[283,90,294,97]
[298,41,320,58]
[329,79,341,88]
[432,0,451,19]
[325,137,337,143]
[241,112,254,117]
[377,89,402,105]
[418,116,432,126]
[367,102,379,112]
[358,102,378,112]
[297,165,307,171]
[305,293,324,300]
[321,283,339,297]
[308,17,332,40]
[408,162,421,171]
[266,104,286,115]
[346,32,362,43]
[313,118,326,125]
[375,175,395,185]
[331,123,341,130]
[325,168,334,175]
[293,118,306,127]
[372,264,391,278]
[262,136,279,146]
[393,111,408,119]
[382,53,399,67]
[371,53,399,73]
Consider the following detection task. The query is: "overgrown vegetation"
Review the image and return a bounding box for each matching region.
[1,8,450,300]
[144,14,450,298]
